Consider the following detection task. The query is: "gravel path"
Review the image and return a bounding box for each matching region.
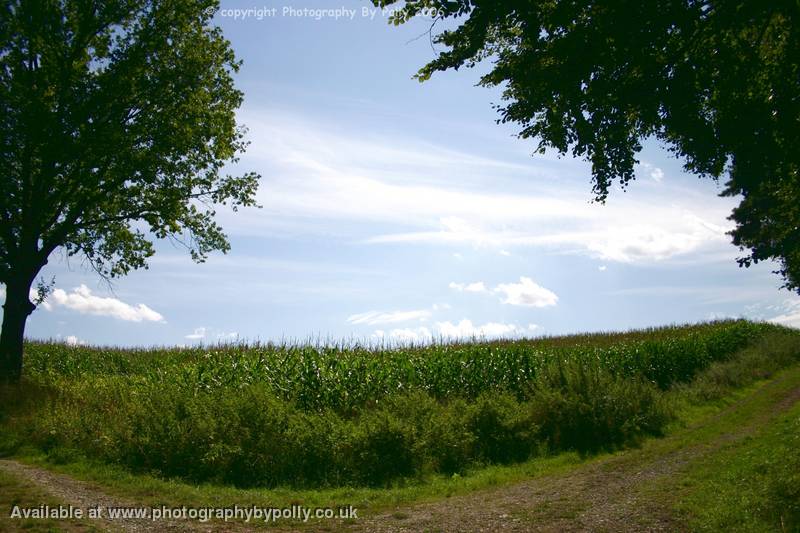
[349,374,800,532]
[0,460,200,532]
[2,372,798,533]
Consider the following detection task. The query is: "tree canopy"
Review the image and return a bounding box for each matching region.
[0,0,259,381]
[375,0,800,291]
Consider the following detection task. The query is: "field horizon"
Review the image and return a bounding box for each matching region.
[2,318,799,531]
[23,317,762,351]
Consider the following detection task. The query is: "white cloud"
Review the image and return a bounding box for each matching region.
[374,326,433,343]
[598,265,607,271]
[1,286,54,310]
[185,327,207,340]
[438,319,527,338]
[769,300,800,328]
[64,335,86,346]
[582,217,721,263]
[347,308,432,326]
[493,277,559,308]
[228,109,736,265]
[651,167,665,181]
[389,326,432,342]
[639,162,665,182]
[500,250,511,256]
[44,284,164,322]
[184,327,239,342]
[374,320,539,342]
[450,277,559,308]
[363,210,731,264]
[448,281,489,293]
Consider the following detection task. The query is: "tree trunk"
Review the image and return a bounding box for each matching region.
[0,275,37,384]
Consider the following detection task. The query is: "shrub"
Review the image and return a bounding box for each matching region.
[2,320,795,488]
[419,398,475,474]
[529,362,671,452]
[681,330,800,404]
[343,408,415,486]
[466,392,539,464]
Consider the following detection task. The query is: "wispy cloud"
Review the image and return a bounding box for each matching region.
[225,109,736,265]
[184,327,239,342]
[64,335,87,346]
[639,161,665,182]
[347,308,432,326]
[437,320,539,338]
[367,212,730,263]
[43,285,164,322]
[448,281,489,293]
[450,276,559,308]
[185,327,207,340]
[769,300,800,328]
[494,277,559,307]
[374,320,539,342]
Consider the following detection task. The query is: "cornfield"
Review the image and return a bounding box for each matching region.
[5,319,795,487]
[23,319,776,411]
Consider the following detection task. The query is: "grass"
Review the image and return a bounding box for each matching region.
[0,321,794,488]
[0,468,99,532]
[504,363,800,531]
[14,448,589,515]
[21,320,771,407]
[677,397,800,532]
[0,320,798,529]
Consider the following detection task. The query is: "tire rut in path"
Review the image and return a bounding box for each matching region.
[352,376,800,533]
[3,373,799,533]
[0,459,199,532]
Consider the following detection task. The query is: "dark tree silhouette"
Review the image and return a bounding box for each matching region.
[376,0,800,291]
[0,0,259,382]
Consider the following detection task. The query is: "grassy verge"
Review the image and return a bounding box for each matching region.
[0,467,99,532]
[676,399,800,532]
[0,325,797,531]
[1,321,781,490]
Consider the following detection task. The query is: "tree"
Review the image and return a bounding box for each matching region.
[0,0,259,383]
[375,0,800,291]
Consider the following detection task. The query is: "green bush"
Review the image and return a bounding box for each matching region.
[680,330,800,404]
[467,392,539,464]
[344,409,415,486]
[418,398,475,474]
[2,320,797,488]
[529,362,671,452]
[22,320,779,411]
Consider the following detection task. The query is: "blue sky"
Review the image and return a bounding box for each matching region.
[11,0,800,346]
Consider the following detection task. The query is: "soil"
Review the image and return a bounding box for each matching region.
[1,375,798,533]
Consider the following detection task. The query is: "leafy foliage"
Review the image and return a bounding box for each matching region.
[373,0,800,291]
[0,0,258,381]
[22,320,772,411]
[2,320,796,488]
[0,0,258,280]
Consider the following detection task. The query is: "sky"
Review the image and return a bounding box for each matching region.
[9,0,800,347]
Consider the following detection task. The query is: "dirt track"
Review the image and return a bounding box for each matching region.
[351,372,800,532]
[2,370,799,533]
